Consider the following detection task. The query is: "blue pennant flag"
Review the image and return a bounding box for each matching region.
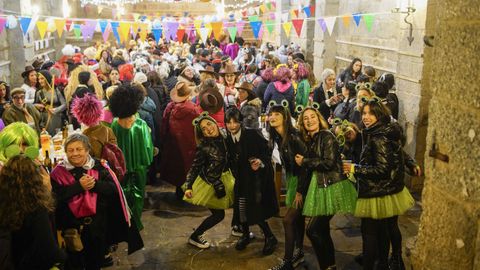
[303,6,311,18]
[110,21,120,44]
[99,20,109,34]
[152,28,163,43]
[353,13,362,26]
[20,17,32,35]
[249,21,262,39]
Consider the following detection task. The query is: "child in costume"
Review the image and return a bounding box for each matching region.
[109,84,154,231]
[183,112,235,249]
[343,100,414,270]
[267,101,307,270]
[295,105,357,270]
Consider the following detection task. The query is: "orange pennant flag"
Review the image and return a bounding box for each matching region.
[342,15,351,28]
[210,22,223,40]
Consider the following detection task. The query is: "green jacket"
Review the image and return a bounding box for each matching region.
[2,104,42,133]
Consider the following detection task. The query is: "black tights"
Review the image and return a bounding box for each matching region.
[283,207,305,260]
[361,218,390,270]
[193,209,225,237]
[306,215,335,270]
[387,216,402,255]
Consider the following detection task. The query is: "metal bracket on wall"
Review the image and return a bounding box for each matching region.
[391,6,417,46]
[429,143,449,163]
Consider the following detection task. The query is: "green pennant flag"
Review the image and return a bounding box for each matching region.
[248,15,259,22]
[73,25,81,38]
[266,20,275,34]
[228,26,237,42]
[266,2,272,10]
[363,14,374,32]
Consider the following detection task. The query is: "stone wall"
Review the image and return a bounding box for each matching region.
[411,0,480,268]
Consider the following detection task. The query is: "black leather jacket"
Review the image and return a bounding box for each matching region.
[185,136,229,193]
[354,121,405,198]
[300,130,344,194]
[272,130,306,177]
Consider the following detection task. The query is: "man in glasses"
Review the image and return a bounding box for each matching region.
[2,87,41,132]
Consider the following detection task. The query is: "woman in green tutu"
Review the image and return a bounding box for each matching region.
[342,100,414,270]
[295,105,357,270]
[267,101,307,270]
[183,112,235,249]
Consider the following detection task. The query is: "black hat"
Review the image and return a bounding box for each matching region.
[21,66,36,78]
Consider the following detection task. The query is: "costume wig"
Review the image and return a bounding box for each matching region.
[109,84,144,118]
[273,65,291,83]
[260,67,274,83]
[0,123,39,163]
[118,63,134,82]
[64,65,104,103]
[71,94,104,127]
[294,62,309,81]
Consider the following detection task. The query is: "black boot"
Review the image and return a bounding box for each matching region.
[175,186,184,200]
[235,223,251,250]
[262,235,278,255]
[389,253,405,270]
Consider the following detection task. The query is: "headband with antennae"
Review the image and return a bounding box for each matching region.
[295,102,320,114]
[360,95,382,104]
[192,111,211,126]
[355,82,372,92]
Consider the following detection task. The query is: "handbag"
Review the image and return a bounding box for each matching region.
[63,228,84,252]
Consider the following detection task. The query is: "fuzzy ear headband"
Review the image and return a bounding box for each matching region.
[295,102,320,114]
[268,99,289,109]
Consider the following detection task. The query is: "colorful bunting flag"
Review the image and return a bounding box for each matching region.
[98,20,109,34]
[260,4,266,14]
[102,27,111,42]
[254,6,260,15]
[293,9,299,18]
[281,13,289,23]
[342,15,351,28]
[194,19,202,35]
[265,20,275,34]
[228,26,237,42]
[80,23,95,42]
[139,23,148,42]
[363,14,374,32]
[266,2,272,10]
[36,21,48,39]
[54,19,66,37]
[248,16,259,22]
[73,24,81,39]
[282,22,292,36]
[292,19,304,37]
[237,21,246,36]
[210,22,223,40]
[20,17,32,35]
[65,20,72,32]
[177,28,186,42]
[97,6,104,14]
[133,13,141,21]
[110,22,120,43]
[249,21,262,39]
[152,28,162,43]
[317,18,327,32]
[303,6,311,18]
[0,18,6,34]
[199,27,210,44]
[324,17,336,35]
[119,22,131,42]
[28,15,39,34]
[258,24,265,39]
[269,12,276,20]
[353,13,362,26]
[165,21,179,42]
[310,5,316,17]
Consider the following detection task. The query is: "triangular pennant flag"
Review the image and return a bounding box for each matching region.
[317,18,327,32]
[102,27,111,42]
[65,20,72,32]
[342,15,351,28]
[303,6,311,18]
[228,26,237,42]
[269,12,276,20]
[131,22,139,39]
[265,20,275,34]
[166,21,179,42]
[36,21,48,39]
[54,19,66,37]
[272,2,276,9]
[19,17,32,35]
[324,17,336,35]
[111,8,117,19]
[291,19,304,37]
[260,4,266,13]
[98,20,108,35]
[0,18,7,34]
[119,22,131,42]
[110,22,120,43]
[281,13,289,23]
[353,13,362,26]
[254,6,260,15]
[282,22,292,36]
[266,2,272,10]
[310,5,316,17]
[258,24,265,39]
[248,15,259,22]
[199,27,210,44]
[363,14,374,32]
[210,21,223,40]
[177,28,186,42]
[236,21,246,36]
[241,10,247,17]
[152,28,162,43]
[73,25,81,38]
[194,19,202,35]
[293,9,299,18]
[249,21,262,39]
[28,15,39,34]
[80,24,95,42]
[139,23,148,42]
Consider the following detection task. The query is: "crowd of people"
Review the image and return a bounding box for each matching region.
[0,31,422,270]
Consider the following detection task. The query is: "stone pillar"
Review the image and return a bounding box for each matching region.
[5,0,26,86]
[313,0,338,80]
[411,0,480,269]
[275,0,290,46]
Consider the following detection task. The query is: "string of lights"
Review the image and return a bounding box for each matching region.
[80,0,199,7]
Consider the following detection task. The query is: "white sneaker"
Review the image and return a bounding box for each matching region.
[188,234,210,249]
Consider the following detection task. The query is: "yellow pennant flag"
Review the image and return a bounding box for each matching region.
[260,4,266,14]
[132,22,139,36]
[36,21,48,40]
[133,13,140,21]
[205,23,213,37]
[342,15,351,28]
[119,22,131,43]
[210,22,223,40]
[282,22,292,36]
[54,19,66,38]
[139,23,148,42]
[194,19,202,35]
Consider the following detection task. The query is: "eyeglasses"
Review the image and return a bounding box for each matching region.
[12,95,25,100]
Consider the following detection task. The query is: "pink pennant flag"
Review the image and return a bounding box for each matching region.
[237,21,246,36]
[102,26,111,42]
[0,18,7,34]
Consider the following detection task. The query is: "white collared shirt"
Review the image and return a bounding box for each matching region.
[231,129,242,143]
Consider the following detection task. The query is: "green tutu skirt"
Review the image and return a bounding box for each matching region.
[355,187,414,219]
[302,173,357,217]
[285,174,298,208]
[183,171,235,209]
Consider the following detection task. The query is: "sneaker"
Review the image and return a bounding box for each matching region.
[268,259,293,270]
[291,248,305,267]
[188,234,210,249]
